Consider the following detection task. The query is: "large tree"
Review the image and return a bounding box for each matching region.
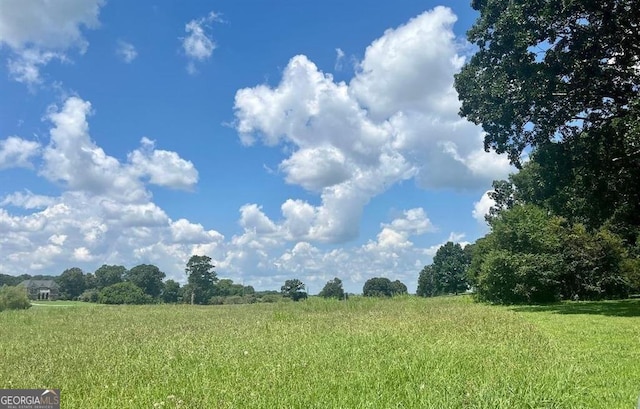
[319,277,345,300]
[161,280,181,303]
[126,264,166,299]
[418,242,470,297]
[185,255,218,304]
[57,267,86,300]
[281,279,307,301]
[455,0,640,166]
[94,265,126,290]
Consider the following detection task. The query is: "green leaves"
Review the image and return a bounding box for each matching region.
[456,0,640,165]
[281,279,307,301]
[319,277,345,299]
[185,255,218,304]
[417,242,470,297]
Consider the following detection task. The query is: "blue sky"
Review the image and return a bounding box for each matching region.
[0,0,510,293]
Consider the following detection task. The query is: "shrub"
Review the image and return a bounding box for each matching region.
[79,289,99,302]
[0,286,31,311]
[98,282,151,305]
[259,294,281,303]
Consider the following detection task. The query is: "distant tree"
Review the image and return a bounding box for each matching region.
[57,267,86,300]
[319,277,345,299]
[185,255,218,304]
[214,278,248,297]
[126,264,165,299]
[281,279,307,301]
[84,273,97,290]
[417,242,470,297]
[98,282,151,305]
[391,280,408,296]
[417,265,438,297]
[363,277,407,297]
[94,265,126,289]
[0,274,23,287]
[79,289,99,303]
[161,280,181,303]
[0,285,31,311]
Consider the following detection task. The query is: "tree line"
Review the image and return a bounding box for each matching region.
[1,254,410,307]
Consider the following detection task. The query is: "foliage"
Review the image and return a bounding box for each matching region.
[259,294,282,303]
[487,130,640,244]
[98,282,151,305]
[94,265,126,290]
[161,280,181,303]
[79,289,99,303]
[319,277,345,299]
[418,242,470,297]
[455,0,640,165]
[457,0,640,284]
[84,273,97,290]
[57,267,86,300]
[473,205,632,303]
[362,277,408,297]
[281,279,307,301]
[126,264,166,299]
[0,285,31,311]
[0,274,23,287]
[214,279,253,297]
[558,225,631,300]
[185,255,218,305]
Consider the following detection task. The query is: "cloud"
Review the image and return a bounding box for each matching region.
[1,191,55,209]
[128,137,198,190]
[472,191,495,225]
[334,48,345,71]
[0,136,41,169]
[234,7,512,244]
[116,41,137,63]
[0,0,105,85]
[181,11,221,74]
[39,98,198,201]
[0,96,215,280]
[0,9,508,293]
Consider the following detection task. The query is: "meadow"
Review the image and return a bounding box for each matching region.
[0,296,639,408]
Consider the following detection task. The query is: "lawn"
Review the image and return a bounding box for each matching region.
[0,296,638,408]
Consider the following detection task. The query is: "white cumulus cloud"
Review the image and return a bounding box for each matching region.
[0,0,105,85]
[0,136,41,169]
[234,7,512,244]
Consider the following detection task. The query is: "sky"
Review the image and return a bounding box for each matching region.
[0,0,510,294]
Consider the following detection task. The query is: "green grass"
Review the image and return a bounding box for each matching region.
[0,296,638,408]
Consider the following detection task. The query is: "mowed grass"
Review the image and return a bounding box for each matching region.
[0,297,639,408]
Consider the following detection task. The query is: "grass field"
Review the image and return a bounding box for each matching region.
[0,296,639,408]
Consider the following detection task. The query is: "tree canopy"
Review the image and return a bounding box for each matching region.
[417,242,470,297]
[363,277,407,297]
[57,267,86,300]
[281,279,307,301]
[185,255,218,304]
[94,265,126,289]
[455,0,640,166]
[126,264,166,299]
[319,277,345,300]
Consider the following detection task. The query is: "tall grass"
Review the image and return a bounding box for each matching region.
[0,296,638,408]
